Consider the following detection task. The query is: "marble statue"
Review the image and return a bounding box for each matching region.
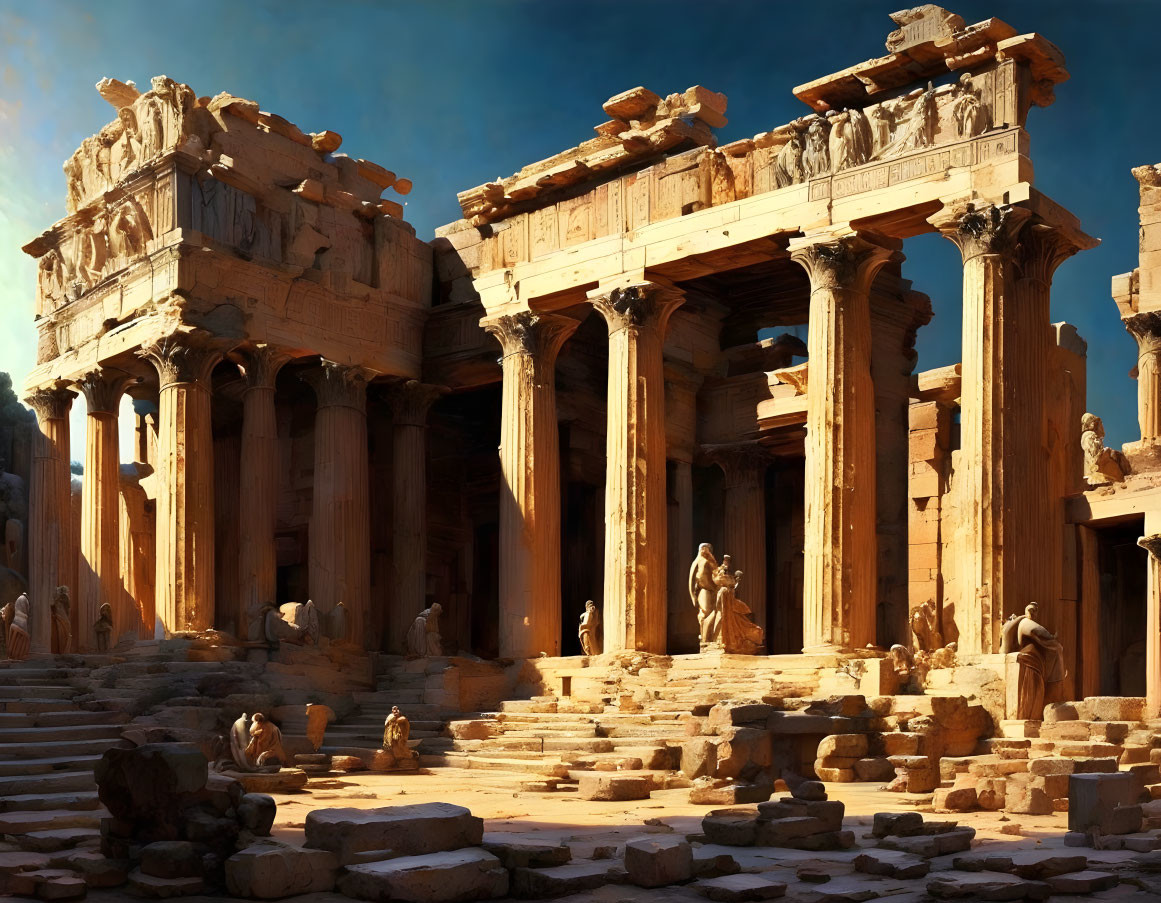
[1081,413,1129,484]
[689,543,721,648]
[94,602,114,652]
[245,713,287,768]
[383,705,418,763]
[713,556,765,655]
[228,712,252,771]
[1001,602,1066,721]
[406,603,443,657]
[51,586,71,654]
[827,107,872,172]
[578,600,601,656]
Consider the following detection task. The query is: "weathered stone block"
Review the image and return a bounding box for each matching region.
[577,773,651,801]
[624,836,692,888]
[694,872,787,901]
[1068,773,1138,834]
[304,803,483,865]
[817,734,868,759]
[338,848,508,902]
[224,843,338,899]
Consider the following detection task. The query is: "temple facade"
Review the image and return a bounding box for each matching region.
[17,6,1158,718]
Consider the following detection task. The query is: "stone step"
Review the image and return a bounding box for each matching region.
[0,700,78,714]
[0,685,76,699]
[0,710,128,728]
[497,728,600,739]
[0,807,106,835]
[0,738,130,760]
[0,791,102,813]
[0,755,102,777]
[457,755,571,777]
[0,724,126,743]
[0,770,97,796]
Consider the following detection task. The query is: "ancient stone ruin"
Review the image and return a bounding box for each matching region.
[6,5,1161,901]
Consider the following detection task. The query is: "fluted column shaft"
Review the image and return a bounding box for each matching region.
[236,347,290,631]
[667,459,696,652]
[484,312,576,658]
[26,386,75,653]
[304,363,371,648]
[386,380,444,653]
[712,447,769,636]
[1127,313,1161,441]
[1140,534,1161,718]
[76,371,132,649]
[139,340,221,634]
[590,282,684,653]
[790,232,896,652]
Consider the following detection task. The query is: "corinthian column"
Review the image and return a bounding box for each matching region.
[930,204,1030,653]
[385,380,445,653]
[483,311,577,658]
[589,281,684,653]
[139,338,222,634]
[25,384,76,654]
[235,346,291,632]
[303,362,372,648]
[790,231,897,652]
[706,443,769,638]
[76,369,135,650]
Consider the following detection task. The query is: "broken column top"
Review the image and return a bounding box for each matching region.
[792,5,1068,112]
[456,84,726,224]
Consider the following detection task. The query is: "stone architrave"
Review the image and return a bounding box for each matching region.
[588,281,684,654]
[482,310,577,658]
[302,362,373,649]
[25,385,76,654]
[1138,534,1161,719]
[789,231,897,652]
[75,369,136,650]
[235,346,291,633]
[139,337,223,634]
[385,380,445,654]
[705,442,769,636]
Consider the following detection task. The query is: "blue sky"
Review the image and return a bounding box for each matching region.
[0,0,1153,457]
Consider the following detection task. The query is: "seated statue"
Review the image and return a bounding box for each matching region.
[383,705,418,763]
[714,556,765,655]
[578,601,601,656]
[406,603,443,657]
[1081,413,1129,485]
[94,602,114,652]
[245,712,287,768]
[51,586,72,654]
[4,593,31,661]
[1001,602,1066,720]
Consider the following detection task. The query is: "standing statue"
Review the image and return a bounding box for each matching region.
[578,601,601,656]
[94,602,114,652]
[5,594,31,661]
[245,713,287,768]
[951,72,990,139]
[1001,602,1067,720]
[227,713,254,771]
[406,603,443,657]
[713,556,765,655]
[383,705,418,763]
[1081,413,1129,484]
[802,118,831,178]
[885,83,936,156]
[689,543,721,648]
[868,101,897,159]
[51,586,72,654]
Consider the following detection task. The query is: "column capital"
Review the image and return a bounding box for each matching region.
[1014,220,1090,286]
[1125,311,1161,356]
[138,335,225,389]
[928,202,1031,263]
[234,345,293,391]
[386,379,447,426]
[1140,534,1161,560]
[302,361,373,414]
[482,310,578,364]
[588,281,684,334]
[76,368,140,415]
[788,231,900,295]
[25,383,76,422]
[702,442,769,488]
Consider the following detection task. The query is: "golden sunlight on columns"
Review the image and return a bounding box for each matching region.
[589,281,684,654]
[1139,534,1161,719]
[483,311,577,658]
[665,361,702,654]
[303,362,372,648]
[25,384,76,654]
[235,346,291,631]
[386,380,445,653]
[931,204,1029,654]
[1126,313,1161,444]
[76,369,136,650]
[138,338,222,635]
[790,231,897,653]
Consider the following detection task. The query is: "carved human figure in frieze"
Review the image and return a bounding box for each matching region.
[95,124,119,190]
[578,600,601,656]
[139,95,167,160]
[37,250,67,309]
[868,102,897,159]
[116,106,142,172]
[828,108,872,172]
[775,130,805,188]
[108,200,151,260]
[64,156,84,212]
[885,84,937,157]
[802,118,830,178]
[689,543,721,647]
[1080,412,1129,485]
[951,72,990,139]
[1001,602,1066,720]
[78,218,108,288]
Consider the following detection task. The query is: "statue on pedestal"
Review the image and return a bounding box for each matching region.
[578,601,601,655]
[51,586,72,654]
[713,556,765,655]
[94,602,114,652]
[1001,602,1066,720]
[689,543,721,648]
[383,705,418,764]
[406,603,442,657]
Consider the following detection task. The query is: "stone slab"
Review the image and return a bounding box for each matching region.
[304,803,483,865]
[337,847,508,902]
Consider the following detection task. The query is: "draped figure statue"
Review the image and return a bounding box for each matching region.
[1001,602,1066,720]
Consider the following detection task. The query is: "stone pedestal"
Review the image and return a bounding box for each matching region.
[483,312,576,658]
[236,347,290,631]
[304,363,372,649]
[386,380,444,653]
[76,370,134,650]
[789,232,896,652]
[589,281,684,653]
[139,340,221,635]
[25,385,76,654]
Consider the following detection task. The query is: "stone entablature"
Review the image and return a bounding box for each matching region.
[22,76,431,391]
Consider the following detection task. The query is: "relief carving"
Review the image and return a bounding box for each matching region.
[827,108,872,172]
[108,198,153,261]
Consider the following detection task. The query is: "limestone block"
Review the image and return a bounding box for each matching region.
[95,743,208,825]
[1068,773,1139,834]
[817,734,868,759]
[51,850,128,888]
[692,849,740,878]
[933,787,977,812]
[139,842,202,880]
[1083,697,1146,722]
[753,816,825,846]
[338,848,508,902]
[871,812,925,837]
[224,843,338,899]
[126,868,205,897]
[331,755,366,772]
[853,849,930,878]
[976,778,1006,810]
[927,871,1040,899]
[1032,774,1070,799]
[853,757,895,782]
[708,704,775,730]
[882,733,921,757]
[694,873,787,900]
[682,738,718,779]
[814,766,855,782]
[511,861,624,898]
[237,794,276,836]
[701,810,758,846]
[624,835,693,888]
[689,779,771,806]
[790,780,826,801]
[304,803,483,865]
[1046,871,1119,894]
[479,835,570,870]
[1028,757,1075,777]
[1074,758,1119,774]
[577,773,651,802]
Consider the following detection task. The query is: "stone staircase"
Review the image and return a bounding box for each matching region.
[0,662,131,854]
